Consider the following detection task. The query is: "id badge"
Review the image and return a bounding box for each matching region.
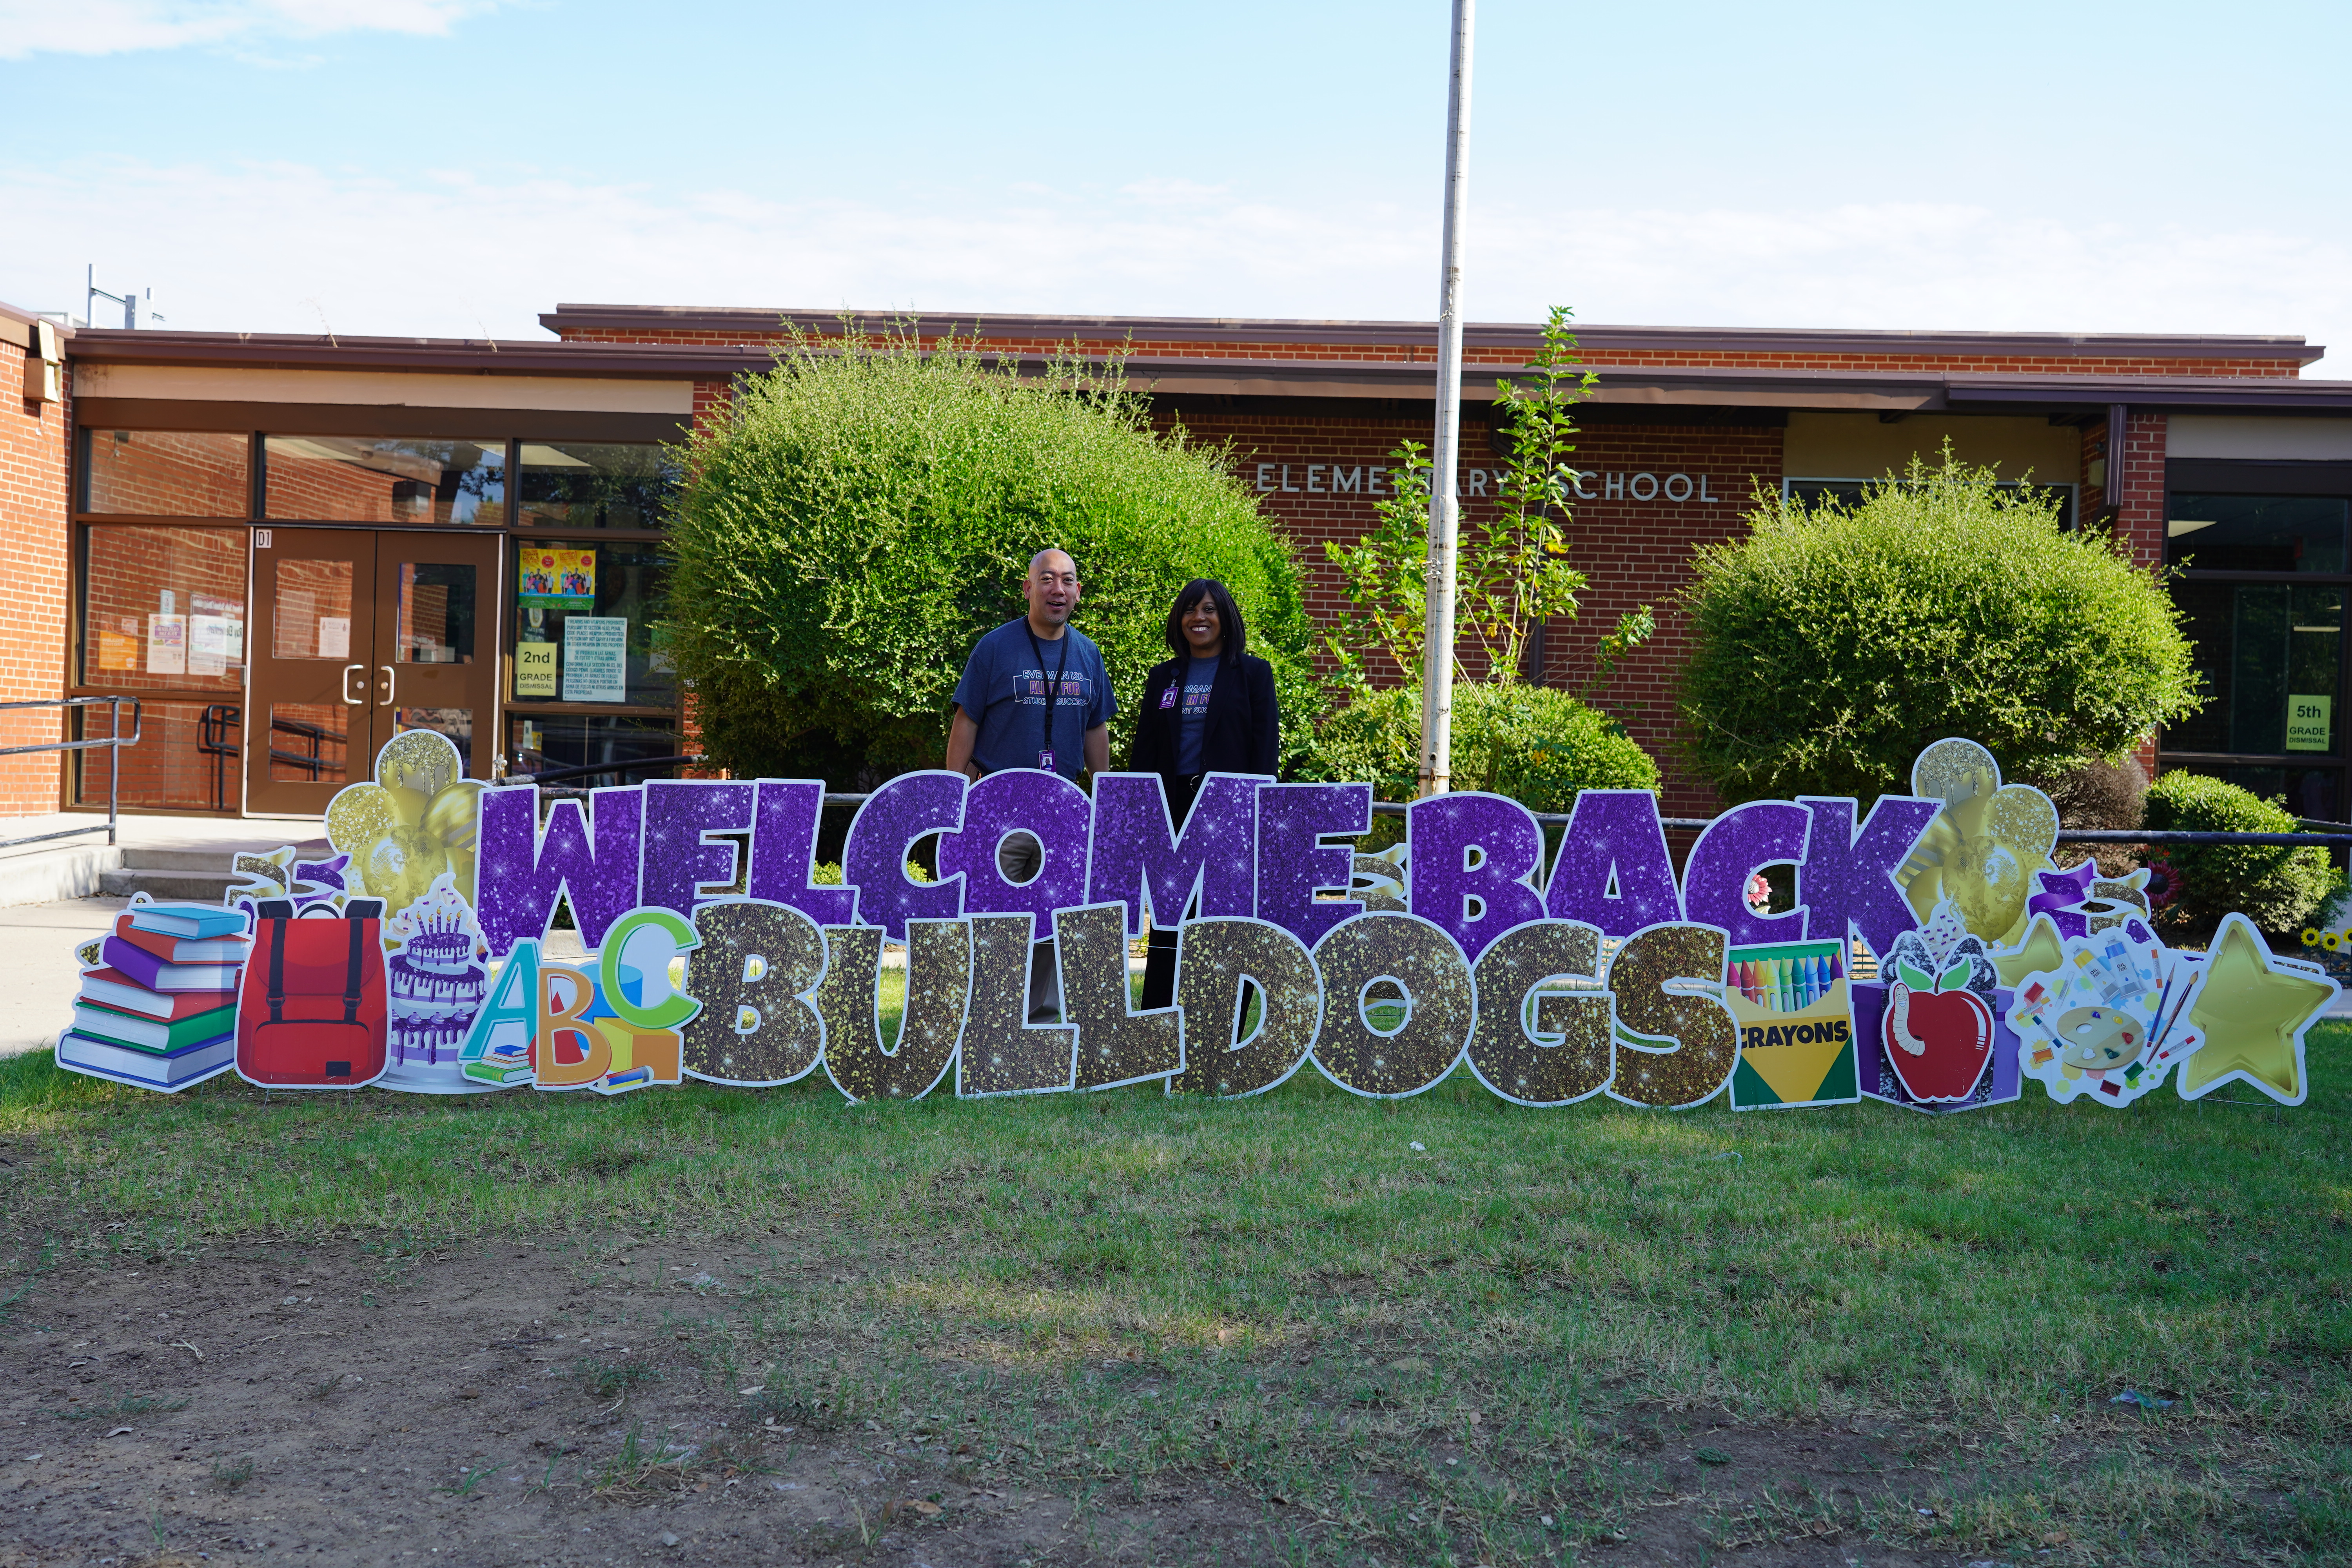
[1038,749,1056,772]
[1158,685,1178,710]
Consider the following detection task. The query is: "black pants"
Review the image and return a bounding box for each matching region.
[1139,772,1205,1012]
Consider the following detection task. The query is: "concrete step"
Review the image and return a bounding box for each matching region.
[119,840,328,874]
[100,835,331,903]
[100,867,243,901]
[0,814,327,909]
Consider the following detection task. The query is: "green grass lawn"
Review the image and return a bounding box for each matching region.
[3,1012,2347,1564]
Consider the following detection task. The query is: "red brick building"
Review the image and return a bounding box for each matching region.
[6,299,2351,820]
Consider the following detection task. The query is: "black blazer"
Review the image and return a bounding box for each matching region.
[1129,653,1281,779]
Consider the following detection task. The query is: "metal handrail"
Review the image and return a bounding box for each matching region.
[495,752,706,787]
[0,696,142,851]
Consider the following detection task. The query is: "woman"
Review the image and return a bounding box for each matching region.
[1128,578,1281,1010]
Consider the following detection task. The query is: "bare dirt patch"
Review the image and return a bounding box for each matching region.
[4,1236,2033,1566]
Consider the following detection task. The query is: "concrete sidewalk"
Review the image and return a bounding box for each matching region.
[2,897,129,1057]
[0,812,323,907]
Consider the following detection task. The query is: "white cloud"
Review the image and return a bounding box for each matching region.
[0,155,2342,372]
[0,0,487,61]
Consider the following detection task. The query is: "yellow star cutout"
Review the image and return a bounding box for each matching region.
[2181,913,2335,1107]
[1993,912,2067,991]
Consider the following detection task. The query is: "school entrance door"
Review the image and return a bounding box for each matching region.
[244,528,501,815]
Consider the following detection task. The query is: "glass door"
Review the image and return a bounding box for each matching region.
[245,529,501,814]
[372,532,499,779]
[246,529,370,815]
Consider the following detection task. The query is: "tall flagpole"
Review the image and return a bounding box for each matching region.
[1417,0,1474,799]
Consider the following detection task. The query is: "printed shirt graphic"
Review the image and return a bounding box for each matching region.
[1173,656,1220,774]
[953,619,1117,779]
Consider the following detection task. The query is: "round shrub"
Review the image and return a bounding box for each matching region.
[1305,682,1659,811]
[2142,770,2336,935]
[661,330,1320,782]
[1678,457,2201,803]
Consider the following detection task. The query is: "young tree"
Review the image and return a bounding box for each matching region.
[1321,306,1647,691]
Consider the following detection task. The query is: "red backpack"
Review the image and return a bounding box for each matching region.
[236,901,389,1089]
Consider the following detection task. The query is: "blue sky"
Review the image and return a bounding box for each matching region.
[2,0,2347,365]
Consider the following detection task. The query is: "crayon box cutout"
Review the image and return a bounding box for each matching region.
[1726,938,1858,1111]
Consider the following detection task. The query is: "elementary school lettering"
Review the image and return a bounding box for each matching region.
[1252,462,1725,504]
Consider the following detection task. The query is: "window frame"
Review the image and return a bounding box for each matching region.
[2160,474,2352,823]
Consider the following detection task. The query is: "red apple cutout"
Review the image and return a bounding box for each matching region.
[1884,977,1994,1102]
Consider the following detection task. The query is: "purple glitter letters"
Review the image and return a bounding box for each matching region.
[638,780,757,918]
[475,784,645,956]
[842,771,967,941]
[1681,801,1809,947]
[1408,792,1547,962]
[1085,772,1261,935]
[1542,789,1682,936]
[940,769,1091,926]
[748,779,858,927]
[1254,782,1369,948]
[1797,795,1938,958]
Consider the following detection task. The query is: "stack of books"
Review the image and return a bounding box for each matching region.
[56,903,250,1091]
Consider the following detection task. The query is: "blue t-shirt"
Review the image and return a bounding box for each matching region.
[1173,656,1220,774]
[952,618,1117,779]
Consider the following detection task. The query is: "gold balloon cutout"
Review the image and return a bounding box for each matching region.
[2180,913,2330,1106]
[1898,738,2060,950]
[325,729,483,927]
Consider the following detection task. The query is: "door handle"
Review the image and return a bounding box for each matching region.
[378,664,397,705]
[341,664,363,705]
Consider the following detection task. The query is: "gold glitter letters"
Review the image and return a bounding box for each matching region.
[1309,912,1477,1099]
[957,913,1079,1097]
[1169,917,1323,1097]
[680,898,829,1087]
[818,920,970,1102]
[1605,922,1738,1109]
[1466,918,1613,1106]
[1057,902,1184,1091]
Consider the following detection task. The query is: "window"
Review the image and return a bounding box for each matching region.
[263,436,506,525]
[2161,490,2352,821]
[508,539,672,706]
[516,442,677,530]
[77,429,250,517]
[508,713,680,788]
[79,525,247,692]
[2166,494,2348,572]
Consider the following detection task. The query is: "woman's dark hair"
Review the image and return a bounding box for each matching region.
[1163,578,1247,663]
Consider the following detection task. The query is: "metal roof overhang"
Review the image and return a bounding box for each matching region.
[61,330,2352,417]
[539,303,2324,368]
[1944,374,2352,414]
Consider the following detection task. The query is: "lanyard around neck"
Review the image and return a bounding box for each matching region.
[1025,623,1072,760]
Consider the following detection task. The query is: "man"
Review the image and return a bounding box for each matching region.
[944,548,1116,1020]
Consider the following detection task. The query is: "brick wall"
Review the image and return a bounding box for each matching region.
[557,321,2298,381]
[0,344,71,813]
[1156,406,1783,815]
[2111,413,2171,786]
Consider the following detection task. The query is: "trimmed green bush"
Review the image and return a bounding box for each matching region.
[1678,456,2201,803]
[2142,770,2336,935]
[660,328,1320,782]
[1303,682,1659,812]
